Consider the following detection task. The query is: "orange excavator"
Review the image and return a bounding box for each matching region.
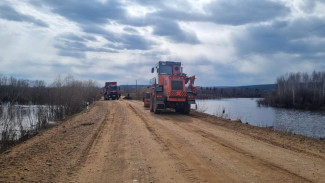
[149,61,199,114]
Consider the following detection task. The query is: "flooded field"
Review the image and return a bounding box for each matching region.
[194,98,325,139]
[0,103,63,140]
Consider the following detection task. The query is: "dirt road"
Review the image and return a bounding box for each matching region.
[0,99,324,182]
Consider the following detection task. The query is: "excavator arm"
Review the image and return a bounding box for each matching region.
[185,75,199,94]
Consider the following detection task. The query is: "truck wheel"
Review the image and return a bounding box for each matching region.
[183,103,190,114]
[150,98,154,112]
[153,98,160,114]
[175,107,181,113]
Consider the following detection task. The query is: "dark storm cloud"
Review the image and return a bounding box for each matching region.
[123,27,138,33]
[59,33,97,42]
[104,35,156,50]
[81,25,157,50]
[130,0,289,26]
[298,0,325,13]
[115,34,156,50]
[33,0,125,24]
[31,0,200,45]
[152,19,200,44]
[55,40,116,53]
[140,50,171,60]
[233,17,325,56]
[191,58,273,86]
[29,0,162,50]
[56,31,155,56]
[57,50,85,59]
[120,0,287,44]
[122,16,200,44]
[206,0,289,25]
[81,25,109,36]
[300,1,317,13]
[54,34,117,58]
[0,4,48,27]
[122,1,202,44]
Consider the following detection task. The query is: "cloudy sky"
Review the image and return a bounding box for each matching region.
[0,0,324,86]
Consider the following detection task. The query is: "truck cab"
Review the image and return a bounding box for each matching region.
[103,82,121,100]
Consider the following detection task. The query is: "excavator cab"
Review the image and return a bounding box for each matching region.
[154,61,182,76]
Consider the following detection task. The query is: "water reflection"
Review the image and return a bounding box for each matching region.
[0,103,63,140]
[194,98,325,139]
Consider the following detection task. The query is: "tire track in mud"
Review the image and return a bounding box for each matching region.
[126,101,318,182]
[67,101,116,182]
[168,118,313,183]
[77,104,112,162]
[118,101,156,183]
[72,101,131,183]
[101,101,129,182]
[93,100,154,182]
[127,102,223,183]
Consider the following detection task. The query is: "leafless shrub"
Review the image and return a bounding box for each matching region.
[196,101,208,113]
[49,75,101,116]
[0,74,101,152]
[36,106,48,131]
[0,104,17,152]
[260,71,325,109]
[213,107,228,119]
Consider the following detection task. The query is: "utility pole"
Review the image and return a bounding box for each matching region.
[136,80,138,98]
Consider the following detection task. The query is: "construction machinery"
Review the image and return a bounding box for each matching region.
[143,92,151,108]
[103,82,121,100]
[149,61,199,114]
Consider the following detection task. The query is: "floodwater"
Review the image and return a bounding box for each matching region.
[0,103,61,139]
[0,104,39,134]
[193,98,325,139]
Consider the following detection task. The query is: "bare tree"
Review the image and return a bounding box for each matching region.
[260,71,325,109]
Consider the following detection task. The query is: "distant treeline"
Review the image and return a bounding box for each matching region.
[0,74,101,115]
[259,71,325,110]
[119,85,149,100]
[119,84,275,99]
[196,84,275,99]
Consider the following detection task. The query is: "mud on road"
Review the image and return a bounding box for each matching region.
[0,99,324,182]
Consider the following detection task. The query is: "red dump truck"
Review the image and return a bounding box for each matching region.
[103,82,121,100]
